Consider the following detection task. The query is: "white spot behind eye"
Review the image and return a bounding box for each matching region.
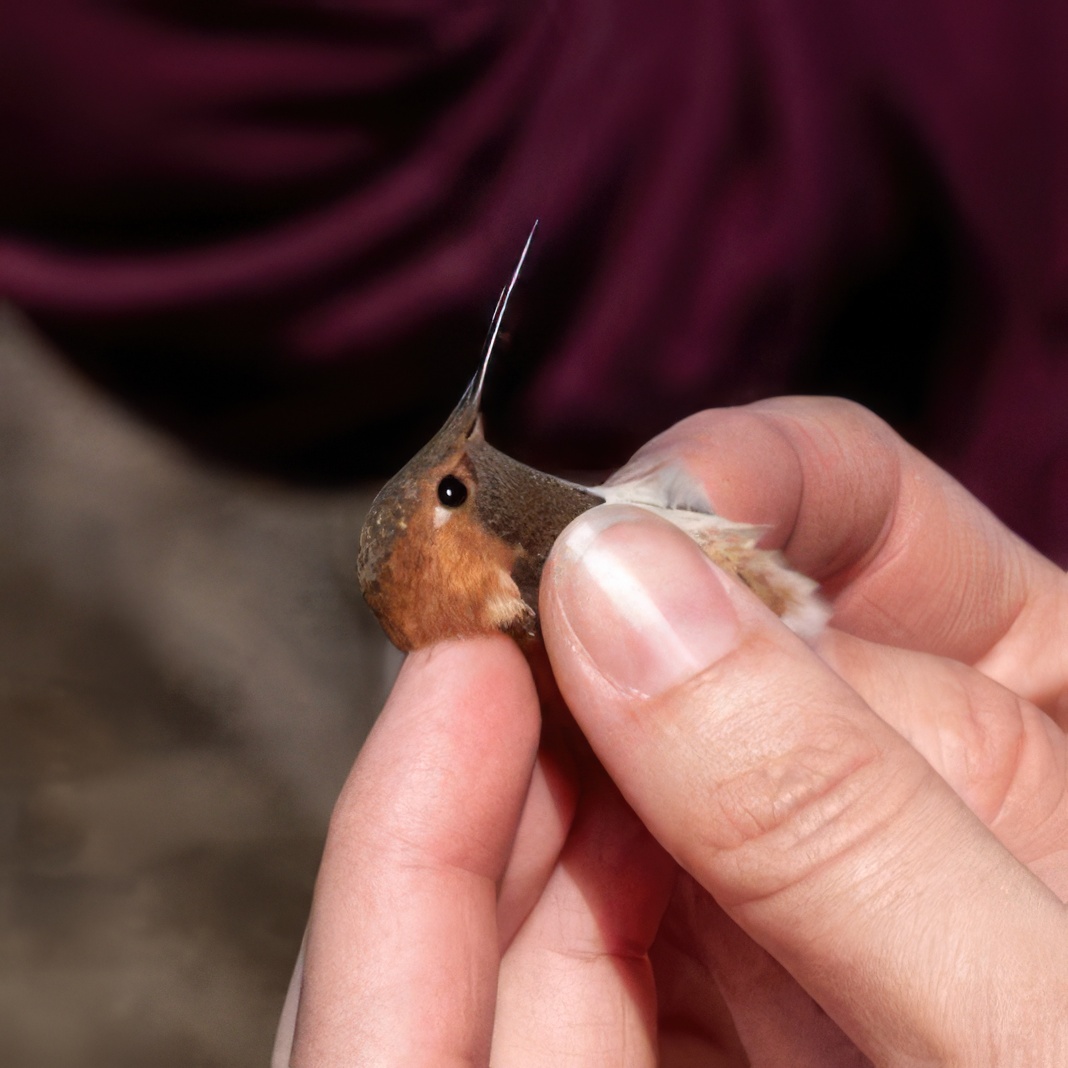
[433,505,453,528]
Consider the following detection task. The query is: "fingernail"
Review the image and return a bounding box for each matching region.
[550,506,739,697]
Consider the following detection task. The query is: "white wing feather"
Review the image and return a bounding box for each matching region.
[589,463,829,640]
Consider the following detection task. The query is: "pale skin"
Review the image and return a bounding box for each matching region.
[274,396,1068,1067]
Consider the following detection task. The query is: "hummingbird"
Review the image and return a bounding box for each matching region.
[357,225,827,652]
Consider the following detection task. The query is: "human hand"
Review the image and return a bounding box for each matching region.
[275,397,1068,1065]
[540,397,1068,1064]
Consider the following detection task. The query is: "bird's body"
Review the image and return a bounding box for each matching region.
[357,226,827,652]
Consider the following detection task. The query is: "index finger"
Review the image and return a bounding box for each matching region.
[289,636,541,1067]
[615,397,1067,705]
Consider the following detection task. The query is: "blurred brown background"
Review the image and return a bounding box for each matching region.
[0,304,398,1067]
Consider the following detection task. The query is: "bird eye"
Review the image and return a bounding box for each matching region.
[437,474,468,508]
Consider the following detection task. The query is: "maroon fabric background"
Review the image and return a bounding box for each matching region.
[2,0,1067,561]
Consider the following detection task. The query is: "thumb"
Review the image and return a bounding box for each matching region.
[540,505,1067,1066]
